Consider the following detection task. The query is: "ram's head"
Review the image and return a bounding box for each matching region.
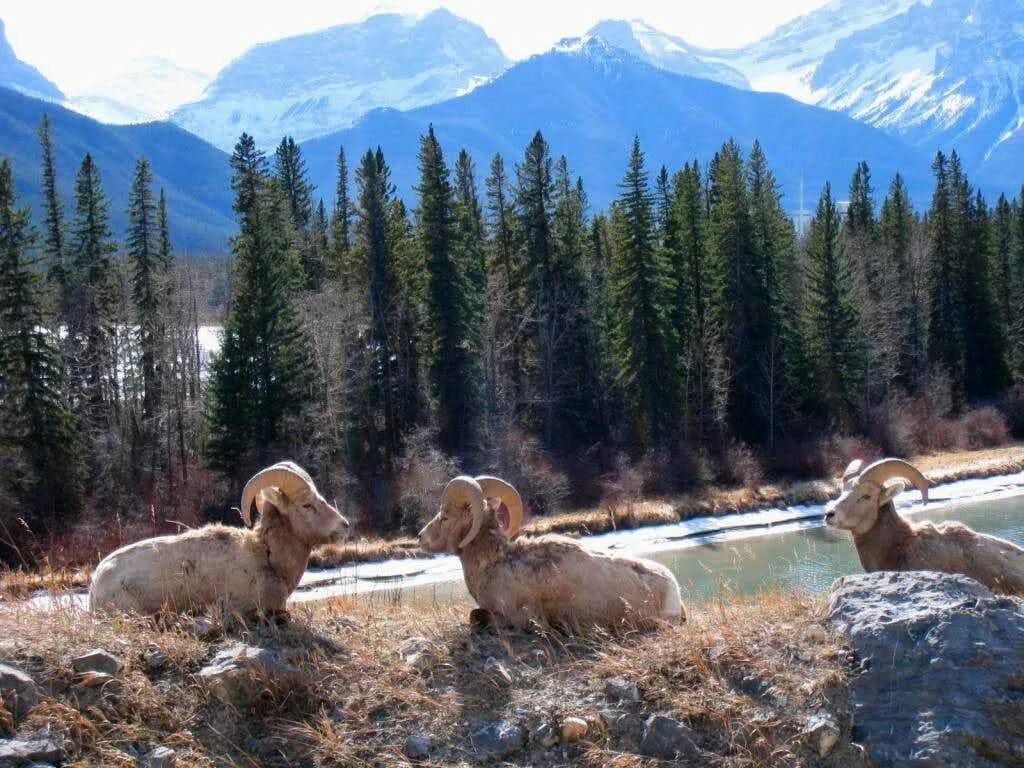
[824,458,929,535]
[419,475,524,554]
[239,461,351,545]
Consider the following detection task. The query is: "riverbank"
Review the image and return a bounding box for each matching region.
[0,589,857,767]
[308,444,1024,569]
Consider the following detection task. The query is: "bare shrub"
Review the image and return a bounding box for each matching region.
[391,429,459,535]
[999,383,1024,437]
[960,407,1010,449]
[481,427,569,518]
[719,442,764,489]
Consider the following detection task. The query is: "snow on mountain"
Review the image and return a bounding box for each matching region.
[171,9,510,151]
[585,19,748,89]
[0,18,63,102]
[66,58,211,124]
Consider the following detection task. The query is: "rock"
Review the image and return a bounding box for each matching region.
[639,714,701,761]
[829,571,1024,767]
[470,719,525,758]
[603,676,640,703]
[559,716,588,743]
[139,745,176,768]
[802,713,840,758]
[197,644,300,708]
[188,616,218,639]
[402,734,431,760]
[398,637,439,672]
[532,722,558,747]
[0,738,62,766]
[608,712,645,743]
[142,644,167,674]
[0,664,39,719]
[71,648,123,676]
[483,657,512,686]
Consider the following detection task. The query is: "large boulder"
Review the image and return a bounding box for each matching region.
[0,665,39,720]
[828,571,1024,767]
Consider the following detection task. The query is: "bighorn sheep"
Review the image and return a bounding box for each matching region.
[825,458,1024,595]
[419,476,683,630]
[89,462,351,615]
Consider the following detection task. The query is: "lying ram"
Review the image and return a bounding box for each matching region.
[825,457,1024,595]
[89,462,351,615]
[419,475,683,630]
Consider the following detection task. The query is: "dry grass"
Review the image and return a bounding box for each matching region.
[0,590,856,767]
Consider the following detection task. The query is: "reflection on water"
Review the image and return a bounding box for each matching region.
[360,493,1024,609]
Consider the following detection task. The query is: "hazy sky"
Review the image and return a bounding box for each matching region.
[1,0,829,93]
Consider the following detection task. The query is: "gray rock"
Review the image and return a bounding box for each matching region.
[197,644,300,707]
[402,734,431,760]
[0,738,62,766]
[189,616,218,639]
[397,636,439,672]
[483,657,512,686]
[470,719,525,758]
[639,714,701,761]
[71,648,123,676]
[828,571,1024,767]
[532,722,558,747]
[802,713,840,758]
[604,676,640,703]
[142,644,167,674]
[0,664,39,719]
[139,745,176,768]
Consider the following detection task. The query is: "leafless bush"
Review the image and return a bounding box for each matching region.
[960,407,1010,449]
[391,428,459,535]
[999,383,1024,436]
[719,442,765,489]
[481,427,569,518]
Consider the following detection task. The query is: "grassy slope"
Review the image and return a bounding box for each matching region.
[0,592,856,767]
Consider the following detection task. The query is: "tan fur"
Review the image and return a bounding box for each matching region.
[420,500,683,630]
[826,464,1024,596]
[90,479,350,615]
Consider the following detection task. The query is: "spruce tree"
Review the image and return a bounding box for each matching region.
[206,134,313,477]
[275,136,320,288]
[992,194,1014,333]
[417,128,479,456]
[38,115,69,322]
[926,151,963,402]
[609,137,681,448]
[330,146,351,279]
[803,182,864,428]
[1011,187,1024,379]
[0,158,82,531]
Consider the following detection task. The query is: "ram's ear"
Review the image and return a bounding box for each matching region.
[257,487,287,515]
[879,480,906,506]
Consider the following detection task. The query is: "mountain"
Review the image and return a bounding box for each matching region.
[585,19,748,89]
[67,57,211,124]
[0,87,233,251]
[0,19,63,101]
[172,9,510,151]
[301,37,932,214]
[705,0,1024,189]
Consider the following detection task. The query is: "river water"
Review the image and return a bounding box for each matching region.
[293,470,1024,607]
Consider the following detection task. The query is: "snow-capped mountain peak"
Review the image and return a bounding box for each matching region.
[0,18,63,102]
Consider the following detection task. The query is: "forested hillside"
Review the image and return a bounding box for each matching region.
[1,115,1023,562]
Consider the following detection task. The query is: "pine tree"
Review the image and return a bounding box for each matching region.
[206,134,313,477]
[330,146,351,279]
[417,128,479,456]
[1011,187,1024,379]
[126,157,163,423]
[38,115,69,322]
[68,153,119,429]
[0,157,82,531]
[927,151,963,402]
[992,194,1014,334]
[608,137,681,448]
[803,182,864,427]
[275,136,320,288]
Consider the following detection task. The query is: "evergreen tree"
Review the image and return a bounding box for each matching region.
[68,153,119,429]
[275,136,320,288]
[206,134,313,477]
[307,198,329,290]
[0,158,82,532]
[417,128,479,456]
[927,151,963,402]
[608,137,681,448]
[1011,187,1024,378]
[126,157,163,422]
[38,115,69,321]
[330,146,351,279]
[992,194,1014,333]
[803,182,864,427]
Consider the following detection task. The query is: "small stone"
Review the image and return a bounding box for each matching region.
[0,738,62,765]
[197,644,300,708]
[398,637,439,672]
[75,671,119,689]
[640,714,701,761]
[803,713,840,758]
[140,745,176,768]
[0,663,39,719]
[402,734,431,760]
[483,657,512,686]
[560,716,588,743]
[72,648,123,676]
[190,616,218,639]
[470,719,525,758]
[532,722,558,747]
[604,676,640,703]
[142,644,167,673]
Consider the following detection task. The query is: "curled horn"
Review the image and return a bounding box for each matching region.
[858,458,930,503]
[239,463,313,527]
[476,476,524,539]
[440,476,486,550]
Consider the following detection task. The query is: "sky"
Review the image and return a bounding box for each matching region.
[1,0,830,93]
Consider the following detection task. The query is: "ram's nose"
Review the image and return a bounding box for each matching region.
[823,509,836,526]
[330,515,353,542]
